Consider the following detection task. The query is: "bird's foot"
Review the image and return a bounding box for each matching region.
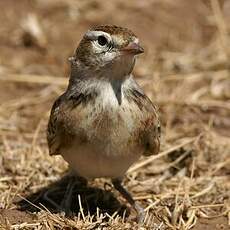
[134,202,146,224]
[112,178,146,224]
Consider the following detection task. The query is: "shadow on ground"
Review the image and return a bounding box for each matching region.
[17,174,128,219]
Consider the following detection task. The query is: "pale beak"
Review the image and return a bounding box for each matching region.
[120,42,144,55]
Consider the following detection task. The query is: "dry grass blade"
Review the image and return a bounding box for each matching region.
[78,195,86,221]
[158,99,230,110]
[10,223,41,229]
[0,73,68,86]
[128,137,197,173]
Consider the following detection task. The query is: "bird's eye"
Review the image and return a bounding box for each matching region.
[97,36,108,46]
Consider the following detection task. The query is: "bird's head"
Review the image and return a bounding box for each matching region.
[71,25,144,80]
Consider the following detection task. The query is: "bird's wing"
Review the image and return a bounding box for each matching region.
[47,88,97,155]
[141,112,161,156]
[140,95,161,156]
[126,86,161,156]
[47,94,65,155]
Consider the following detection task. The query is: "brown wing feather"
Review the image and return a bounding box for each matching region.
[47,89,97,155]
[47,95,65,155]
[126,87,161,156]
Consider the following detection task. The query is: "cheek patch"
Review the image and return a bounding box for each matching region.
[101,52,117,64]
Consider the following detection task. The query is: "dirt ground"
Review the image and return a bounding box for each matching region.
[0,0,229,229]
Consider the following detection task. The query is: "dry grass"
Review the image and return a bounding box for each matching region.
[0,0,230,229]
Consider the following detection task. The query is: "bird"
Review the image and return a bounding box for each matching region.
[47,25,160,222]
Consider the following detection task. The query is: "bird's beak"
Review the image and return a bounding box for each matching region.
[120,42,144,55]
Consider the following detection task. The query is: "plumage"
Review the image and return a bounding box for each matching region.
[47,77,160,178]
[47,25,160,222]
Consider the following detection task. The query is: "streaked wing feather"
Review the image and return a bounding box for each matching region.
[126,86,161,156]
[47,95,64,155]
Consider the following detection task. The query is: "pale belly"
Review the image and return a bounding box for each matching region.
[62,143,142,179]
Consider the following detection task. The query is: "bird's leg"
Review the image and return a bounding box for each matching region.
[112,178,146,223]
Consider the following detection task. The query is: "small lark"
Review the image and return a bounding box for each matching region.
[47,25,160,222]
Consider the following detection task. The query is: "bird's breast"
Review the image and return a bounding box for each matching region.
[61,81,147,178]
[80,84,142,150]
[62,101,143,178]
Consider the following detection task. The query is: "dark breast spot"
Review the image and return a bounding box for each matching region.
[69,91,98,109]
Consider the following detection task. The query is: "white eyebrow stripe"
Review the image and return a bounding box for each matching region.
[85,31,111,40]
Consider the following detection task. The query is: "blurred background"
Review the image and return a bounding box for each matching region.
[0,0,230,134]
[0,0,229,229]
